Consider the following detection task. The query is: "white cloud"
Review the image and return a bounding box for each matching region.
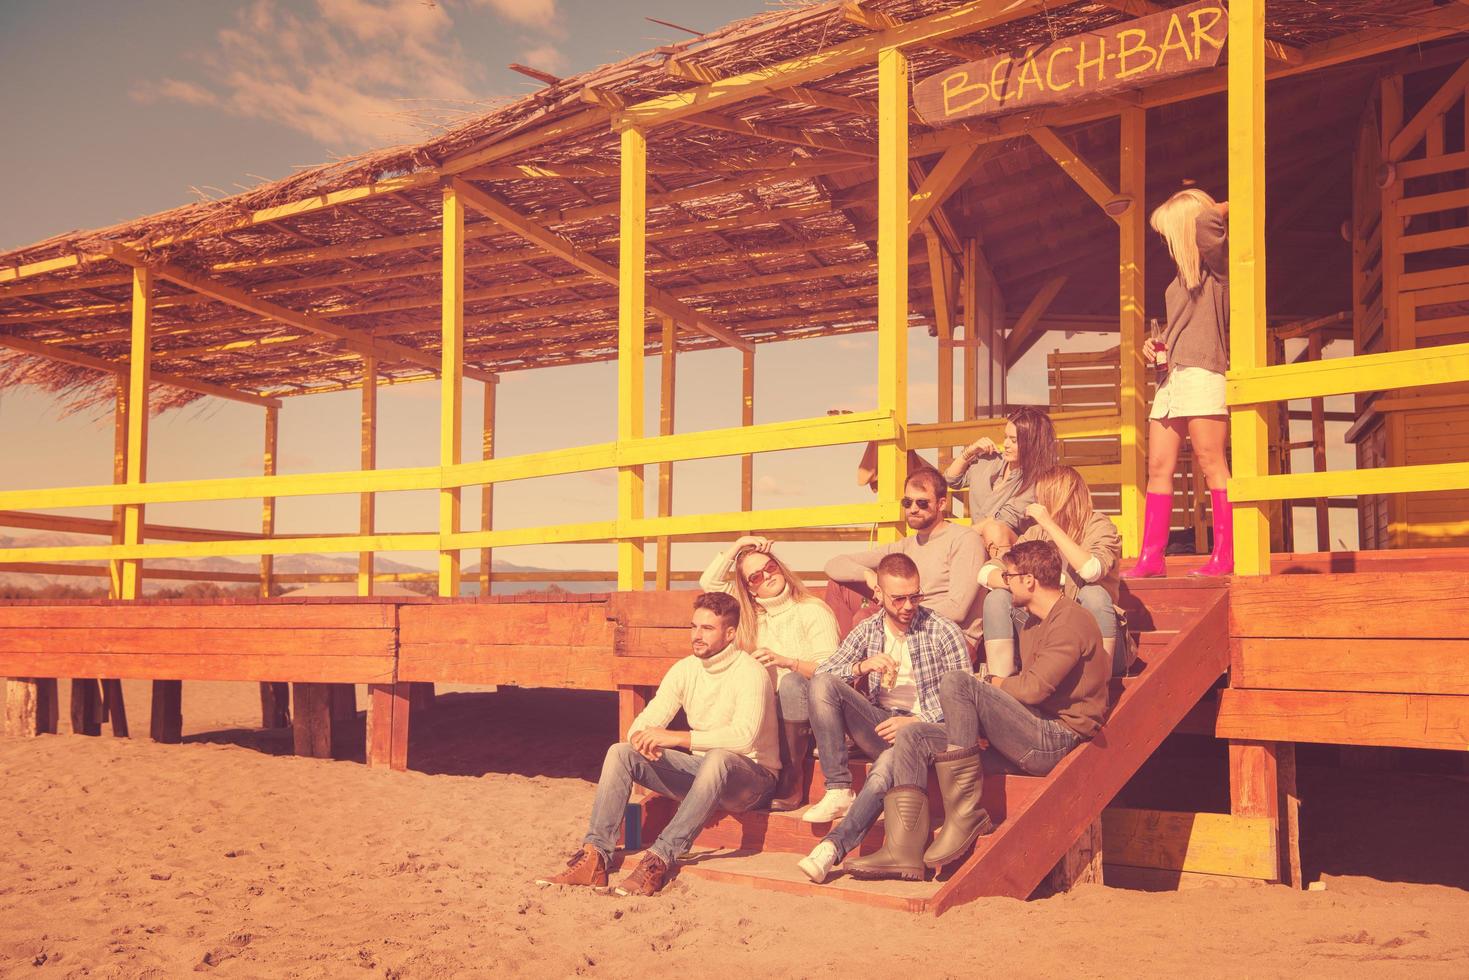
[468,0,562,34]
[138,0,498,149]
[519,43,568,75]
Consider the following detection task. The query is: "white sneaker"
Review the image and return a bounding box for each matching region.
[797,840,839,884]
[801,787,855,824]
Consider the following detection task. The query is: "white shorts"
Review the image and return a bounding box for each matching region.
[1149,365,1227,420]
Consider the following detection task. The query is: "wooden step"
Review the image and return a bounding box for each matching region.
[674,846,942,913]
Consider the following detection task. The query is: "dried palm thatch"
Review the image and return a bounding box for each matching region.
[0,0,1462,416]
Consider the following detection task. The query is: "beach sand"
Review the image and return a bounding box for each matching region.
[2,683,1468,978]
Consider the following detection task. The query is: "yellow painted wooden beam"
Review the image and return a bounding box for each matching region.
[1004,274,1068,367]
[961,239,980,424]
[1117,107,1148,559]
[449,522,619,552]
[617,126,649,590]
[876,45,910,545]
[1228,0,1271,576]
[906,410,1122,449]
[260,406,277,598]
[928,231,955,471]
[741,349,756,514]
[680,109,877,158]
[0,533,442,566]
[909,142,987,233]
[1231,461,1469,503]
[109,377,127,598]
[439,183,465,598]
[840,1,990,61]
[622,502,900,541]
[0,333,280,408]
[1102,808,1279,880]
[359,355,378,597]
[616,0,1050,129]
[449,177,751,352]
[1031,127,1120,214]
[1387,58,1469,163]
[1229,341,1469,405]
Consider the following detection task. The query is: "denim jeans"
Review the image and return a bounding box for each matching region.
[808,672,901,789]
[583,743,776,866]
[822,721,948,862]
[777,671,812,724]
[1074,584,1118,639]
[981,587,1029,641]
[938,670,1082,776]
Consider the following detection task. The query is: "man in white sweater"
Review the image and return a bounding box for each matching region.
[536,591,779,897]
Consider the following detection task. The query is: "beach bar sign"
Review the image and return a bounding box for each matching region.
[913,0,1227,126]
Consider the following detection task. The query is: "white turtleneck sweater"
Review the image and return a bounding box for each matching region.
[699,549,841,684]
[626,644,780,773]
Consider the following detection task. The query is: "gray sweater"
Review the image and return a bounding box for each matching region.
[823,521,984,643]
[948,454,1035,533]
[1163,208,1229,375]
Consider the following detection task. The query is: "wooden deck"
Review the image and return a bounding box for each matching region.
[3,548,1468,911]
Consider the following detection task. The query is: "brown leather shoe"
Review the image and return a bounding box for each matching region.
[534,844,608,888]
[613,851,669,897]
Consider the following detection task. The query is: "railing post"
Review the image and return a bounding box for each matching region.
[121,267,151,601]
[439,181,465,597]
[876,45,910,544]
[480,379,496,595]
[1118,107,1148,558]
[656,316,677,590]
[260,405,277,598]
[961,239,979,425]
[358,354,377,597]
[109,377,127,597]
[617,125,648,589]
[741,348,755,514]
[1228,0,1272,574]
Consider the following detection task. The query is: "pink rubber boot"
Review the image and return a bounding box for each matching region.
[1123,492,1172,579]
[1192,489,1235,577]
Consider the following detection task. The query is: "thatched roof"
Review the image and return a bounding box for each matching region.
[1,0,1464,414]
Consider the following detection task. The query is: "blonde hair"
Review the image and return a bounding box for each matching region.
[730,545,813,653]
[1034,466,1093,543]
[1150,188,1218,293]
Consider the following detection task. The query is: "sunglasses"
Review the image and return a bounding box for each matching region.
[886,591,925,607]
[900,497,936,510]
[745,558,782,588]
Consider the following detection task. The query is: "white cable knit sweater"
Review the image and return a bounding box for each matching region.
[698,548,841,683]
[626,644,780,772]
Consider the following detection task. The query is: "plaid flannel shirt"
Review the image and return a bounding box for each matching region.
[816,607,970,724]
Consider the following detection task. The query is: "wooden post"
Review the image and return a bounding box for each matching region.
[358,355,377,597]
[740,348,755,514]
[291,682,334,759]
[656,316,677,590]
[929,231,956,471]
[1228,740,1301,886]
[1228,0,1272,575]
[97,375,128,737]
[4,679,58,737]
[1308,335,1330,550]
[479,379,496,595]
[367,682,411,770]
[618,687,652,741]
[876,45,910,544]
[617,125,648,590]
[439,181,465,599]
[961,239,980,425]
[1049,815,1105,892]
[69,679,102,737]
[258,406,289,730]
[1118,107,1148,558]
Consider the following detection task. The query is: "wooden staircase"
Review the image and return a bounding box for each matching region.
[630,578,1230,914]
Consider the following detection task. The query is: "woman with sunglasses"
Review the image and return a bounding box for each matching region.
[943,407,1057,560]
[700,535,840,811]
[976,466,1125,678]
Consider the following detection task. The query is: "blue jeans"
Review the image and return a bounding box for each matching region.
[808,672,901,789]
[984,585,1117,640]
[583,743,776,867]
[822,722,948,861]
[777,671,811,724]
[939,670,1082,776]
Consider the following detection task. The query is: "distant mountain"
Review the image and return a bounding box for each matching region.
[0,531,616,595]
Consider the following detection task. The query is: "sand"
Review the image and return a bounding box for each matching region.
[2,684,1468,979]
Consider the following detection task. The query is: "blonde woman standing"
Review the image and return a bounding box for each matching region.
[1126,188,1234,579]
[700,535,839,810]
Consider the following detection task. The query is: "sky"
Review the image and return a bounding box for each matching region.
[0,0,1354,587]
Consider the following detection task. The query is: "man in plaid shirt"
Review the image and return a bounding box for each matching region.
[797,553,970,848]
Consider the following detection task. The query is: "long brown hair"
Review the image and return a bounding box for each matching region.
[1034,466,1093,542]
[730,545,813,653]
[1008,406,1057,492]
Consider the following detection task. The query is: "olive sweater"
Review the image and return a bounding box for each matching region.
[1015,512,1123,605]
[999,594,1110,739]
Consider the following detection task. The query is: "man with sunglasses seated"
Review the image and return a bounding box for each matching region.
[799,552,971,825]
[822,467,984,650]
